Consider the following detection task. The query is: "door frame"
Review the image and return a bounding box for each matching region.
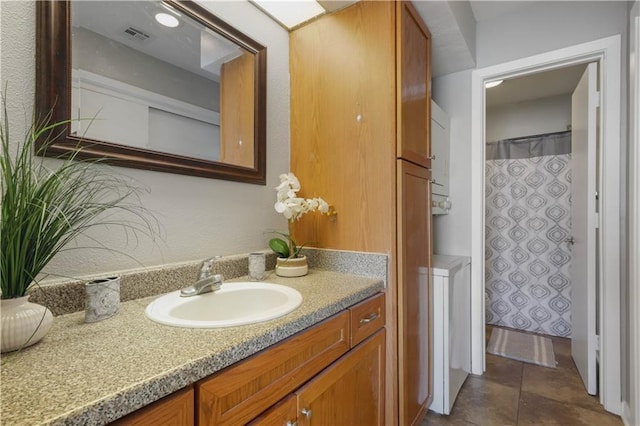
[625,3,640,425]
[470,35,622,414]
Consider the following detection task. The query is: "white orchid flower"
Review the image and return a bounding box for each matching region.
[274,172,329,222]
[274,201,293,219]
[317,198,329,214]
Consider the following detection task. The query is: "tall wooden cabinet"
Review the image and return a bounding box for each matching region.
[290,2,433,425]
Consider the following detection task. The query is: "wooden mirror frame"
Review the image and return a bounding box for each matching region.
[36,0,267,184]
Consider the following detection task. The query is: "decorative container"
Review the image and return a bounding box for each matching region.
[1,296,53,353]
[248,252,266,281]
[275,255,308,278]
[85,276,120,323]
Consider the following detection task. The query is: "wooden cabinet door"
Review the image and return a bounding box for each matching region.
[112,386,194,426]
[290,0,396,253]
[295,330,385,426]
[397,160,432,426]
[197,312,350,426]
[397,1,432,168]
[220,51,255,168]
[248,395,298,426]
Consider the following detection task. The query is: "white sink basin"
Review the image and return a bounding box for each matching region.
[145,282,303,328]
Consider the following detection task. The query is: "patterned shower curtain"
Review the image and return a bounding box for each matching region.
[485,131,572,338]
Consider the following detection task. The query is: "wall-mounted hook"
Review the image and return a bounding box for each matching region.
[325,205,338,222]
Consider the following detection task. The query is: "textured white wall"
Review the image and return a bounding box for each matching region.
[476,1,628,68]
[432,0,628,258]
[0,1,291,280]
[486,94,572,142]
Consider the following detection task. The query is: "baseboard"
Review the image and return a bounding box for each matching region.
[622,401,638,426]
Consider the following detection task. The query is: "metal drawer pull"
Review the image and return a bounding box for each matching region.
[301,408,313,419]
[286,421,298,426]
[359,312,379,324]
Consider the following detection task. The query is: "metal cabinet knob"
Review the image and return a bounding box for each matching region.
[285,421,298,426]
[301,408,312,420]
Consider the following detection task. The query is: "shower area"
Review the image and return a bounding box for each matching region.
[485,130,573,338]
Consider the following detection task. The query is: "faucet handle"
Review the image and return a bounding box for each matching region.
[199,256,221,280]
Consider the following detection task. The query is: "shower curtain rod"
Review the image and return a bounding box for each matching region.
[491,129,572,144]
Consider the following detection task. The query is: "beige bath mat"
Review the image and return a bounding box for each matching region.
[487,327,557,368]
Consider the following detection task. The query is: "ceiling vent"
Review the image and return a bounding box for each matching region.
[121,26,152,43]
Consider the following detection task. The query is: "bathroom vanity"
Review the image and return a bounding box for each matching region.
[0,270,384,425]
[118,293,385,425]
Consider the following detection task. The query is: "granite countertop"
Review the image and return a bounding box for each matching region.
[0,269,384,425]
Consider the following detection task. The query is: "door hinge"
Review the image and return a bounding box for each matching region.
[594,212,600,228]
[595,91,602,108]
[595,335,601,351]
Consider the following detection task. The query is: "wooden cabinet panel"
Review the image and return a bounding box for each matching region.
[290,0,396,254]
[197,312,350,426]
[397,1,432,168]
[397,159,432,426]
[220,51,255,168]
[296,330,386,426]
[350,293,385,347]
[112,386,194,426]
[248,395,297,426]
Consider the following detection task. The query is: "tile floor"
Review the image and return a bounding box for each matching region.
[422,327,622,426]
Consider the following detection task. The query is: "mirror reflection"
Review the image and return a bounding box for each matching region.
[36,0,266,184]
[71,1,254,168]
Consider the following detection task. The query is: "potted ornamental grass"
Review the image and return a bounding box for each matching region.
[0,94,156,352]
[269,173,328,277]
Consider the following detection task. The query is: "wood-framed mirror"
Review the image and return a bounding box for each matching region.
[36,0,267,184]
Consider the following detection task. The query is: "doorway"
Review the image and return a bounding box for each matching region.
[484,65,583,339]
[470,35,622,415]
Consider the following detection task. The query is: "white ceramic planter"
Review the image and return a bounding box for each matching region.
[275,255,309,277]
[1,296,53,353]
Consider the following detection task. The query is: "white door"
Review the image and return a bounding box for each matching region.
[570,62,598,395]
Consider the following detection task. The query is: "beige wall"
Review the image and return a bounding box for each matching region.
[0,1,291,280]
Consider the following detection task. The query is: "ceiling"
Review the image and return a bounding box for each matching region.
[73,1,242,81]
[73,0,587,109]
[411,1,536,78]
[412,1,588,107]
[468,1,536,22]
[486,64,588,108]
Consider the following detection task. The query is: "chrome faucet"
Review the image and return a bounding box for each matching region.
[180,256,223,297]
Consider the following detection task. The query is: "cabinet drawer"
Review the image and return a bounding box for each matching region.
[112,386,194,426]
[350,293,385,347]
[197,311,350,426]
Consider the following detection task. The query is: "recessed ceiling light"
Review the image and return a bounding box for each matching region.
[485,80,504,89]
[251,0,325,30]
[155,12,179,28]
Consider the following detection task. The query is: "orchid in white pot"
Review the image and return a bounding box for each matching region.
[270,173,328,263]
